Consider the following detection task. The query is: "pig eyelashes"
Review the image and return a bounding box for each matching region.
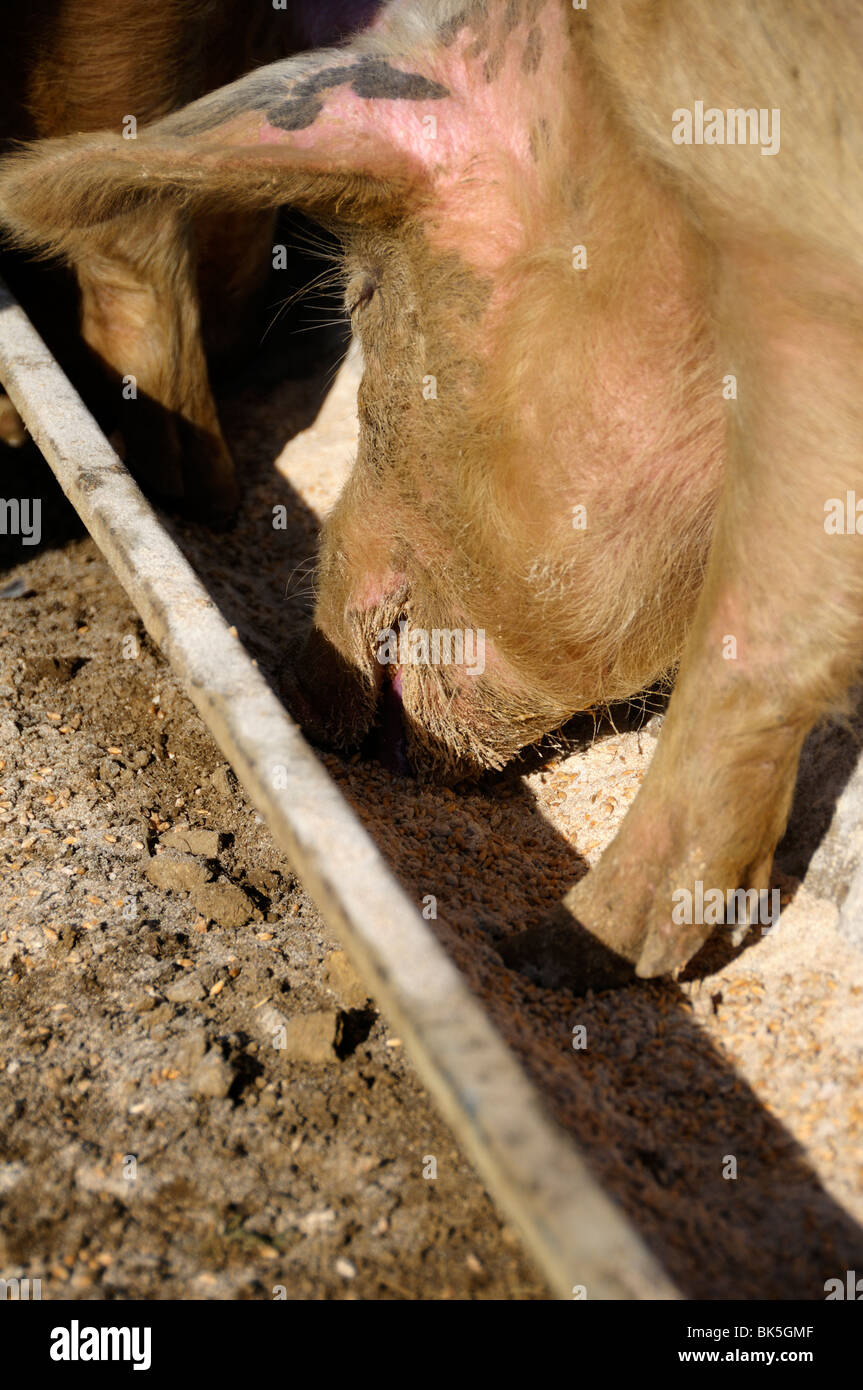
[345,271,379,317]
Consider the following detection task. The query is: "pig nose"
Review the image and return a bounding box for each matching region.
[279,624,378,749]
[368,665,410,776]
[351,570,409,614]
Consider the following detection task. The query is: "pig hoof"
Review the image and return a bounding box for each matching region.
[499,909,636,995]
[181,442,242,526]
[634,915,714,980]
[119,413,241,525]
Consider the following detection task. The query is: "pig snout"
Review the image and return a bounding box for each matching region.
[370,666,411,777]
[280,623,381,753]
[284,585,567,785]
[283,617,414,777]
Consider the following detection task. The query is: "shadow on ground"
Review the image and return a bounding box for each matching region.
[3,253,861,1300]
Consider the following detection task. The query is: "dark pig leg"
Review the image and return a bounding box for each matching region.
[193,208,277,372]
[11,0,269,515]
[74,203,239,517]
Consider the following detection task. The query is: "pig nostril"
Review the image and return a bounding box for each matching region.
[278,626,377,749]
[367,664,410,776]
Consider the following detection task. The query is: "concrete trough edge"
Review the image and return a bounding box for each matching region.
[0,277,678,1300]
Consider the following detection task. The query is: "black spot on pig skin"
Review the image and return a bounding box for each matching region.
[267,58,448,131]
[439,1,488,46]
[522,26,543,74]
[265,64,353,131]
[483,49,504,83]
[439,10,470,46]
[167,68,296,136]
[503,0,521,36]
[349,58,449,102]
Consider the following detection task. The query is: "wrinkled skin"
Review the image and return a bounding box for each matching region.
[2,0,863,991]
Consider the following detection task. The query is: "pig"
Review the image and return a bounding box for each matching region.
[1,0,861,993]
[0,0,381,516]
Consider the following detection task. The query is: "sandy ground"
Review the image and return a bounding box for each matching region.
[1,275,862,1301]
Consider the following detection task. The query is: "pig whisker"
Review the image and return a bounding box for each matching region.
[322,356,346,394]
[283,556,319,604]
[261,268,346,342]
[283,567,318,589]
[264,262,344,308]
[267,267,342,312]
[290,320,350,336]
[285,555,318,580]
[284,223,343,266]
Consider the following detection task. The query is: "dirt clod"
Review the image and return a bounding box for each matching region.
[146,850,213,893]
[324,950,370,1009]
[160,828,222,857]
[164,973,207,1005]
[192,882,254,927]
[189,1048,235,1099]
[279,1011,341,1065]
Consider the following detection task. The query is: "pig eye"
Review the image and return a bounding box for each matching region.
[345,272,378,318]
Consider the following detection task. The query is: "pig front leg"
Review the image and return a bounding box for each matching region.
[75,203,239,520]
[504,243,863,992]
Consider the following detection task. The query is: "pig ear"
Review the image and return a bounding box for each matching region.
[0,46,450,253]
